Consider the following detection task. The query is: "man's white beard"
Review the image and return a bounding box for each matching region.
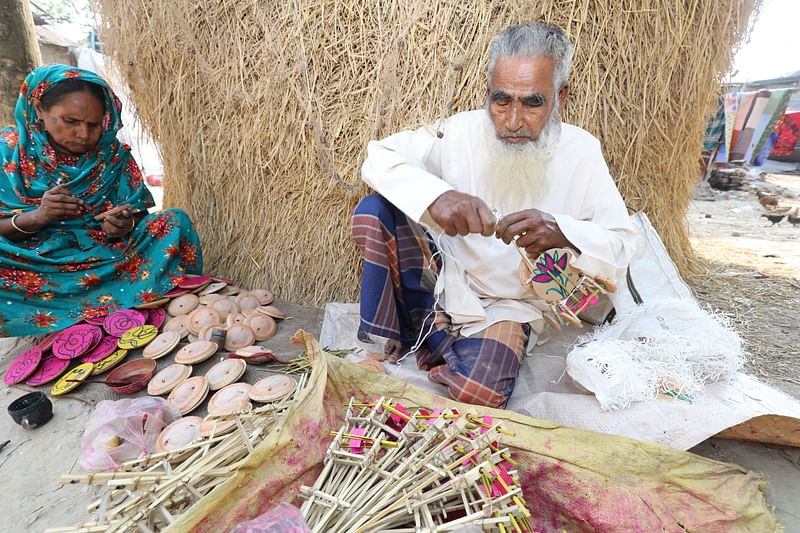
[480,108,562,216]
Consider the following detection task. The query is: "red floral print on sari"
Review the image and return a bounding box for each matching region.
[0,129,18,149]
[138,289,160,303]
[79,273,101,288]
[125,158,143,188]
[3,161,17,175]
[115,252,152,281]
[58,262,94,273]
[29,311,57,329]
[146,212,174,239]
[0,268,47,297]
[20,156,36,179]
[180,239,198,266]
[81,303,116,321]
[88,230,108,244]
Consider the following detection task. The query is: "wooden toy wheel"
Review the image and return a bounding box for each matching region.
[559,310,583,328]
[542,313,562,331]
[594,276,617,293]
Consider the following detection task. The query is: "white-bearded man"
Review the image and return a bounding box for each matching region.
[351,21,635,407]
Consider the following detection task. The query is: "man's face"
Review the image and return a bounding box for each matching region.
[34,91,104,155]
[487,56,566,145]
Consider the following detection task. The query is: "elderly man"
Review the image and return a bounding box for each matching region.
[352,21,635,407]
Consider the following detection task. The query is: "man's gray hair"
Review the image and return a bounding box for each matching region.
[487,22,575,91]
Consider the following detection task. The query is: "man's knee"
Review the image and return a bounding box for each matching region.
[353,194,394,218]
[448,380,509,408]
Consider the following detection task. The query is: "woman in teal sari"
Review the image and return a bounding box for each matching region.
[0,65,202,337]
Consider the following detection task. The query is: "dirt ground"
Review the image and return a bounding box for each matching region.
[688,173,800,400]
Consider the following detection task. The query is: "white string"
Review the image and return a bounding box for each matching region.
[393,231,468,364]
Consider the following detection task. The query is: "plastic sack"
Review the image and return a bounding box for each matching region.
[79,396,179,471]
[230,503,310,533]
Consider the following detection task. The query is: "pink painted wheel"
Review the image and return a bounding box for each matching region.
[81,336,120,363]
[25,356,70,386]
[4,346,43,385]
[103,309,146,337]
[147,307,167,329]
[52,324,103,360]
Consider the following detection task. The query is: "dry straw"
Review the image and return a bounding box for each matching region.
[98,0,760,305]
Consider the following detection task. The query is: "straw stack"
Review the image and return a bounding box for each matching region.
[97,0,761,304]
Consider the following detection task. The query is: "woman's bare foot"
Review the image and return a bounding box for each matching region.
[384,339,409,363]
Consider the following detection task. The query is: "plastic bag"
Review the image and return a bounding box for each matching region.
[230,502,311,533]
[79,396,179,471]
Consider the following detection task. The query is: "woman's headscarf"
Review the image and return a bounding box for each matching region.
[0,64,154,220]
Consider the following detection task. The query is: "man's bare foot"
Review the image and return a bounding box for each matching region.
[384,339,408,363]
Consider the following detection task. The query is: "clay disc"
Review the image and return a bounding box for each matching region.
[207,382,252,415]
[256,305,286,320]
[174,340,218,365]
[91,349,128,375]
[103,309,146,337]
[163,315,190,339]
[210,298,238,320]
[147,307,167,329]
[250,375,297,403]
[52,324,102,360]
[224,325,256,352]
[167,376,209,415]
[51,362,94,396]
[219,285,240,296]
[135,297,171,309]
[199,418,236,438]
[117,325,159,350]
[225,313,247,328]
[179,274,213,289]
[35,331,60,352]
[143,331,181,359]
[232,346,275,363]
[245,314,277,341]
[148,363,192,396]
[25,356,70,386]
[199,282,227,296]
[235,293,261,312]
[188,307,222,336]
[4,346,43,385]
[250,289,274,305]
[206,358,247,391]
[81,335,120,363]
[167,294,200,317]
[199,293,225,306]
[156,416,202,452]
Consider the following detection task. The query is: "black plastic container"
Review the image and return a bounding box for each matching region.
[8,391,53,430]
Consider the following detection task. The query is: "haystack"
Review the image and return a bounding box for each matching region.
[98,1,760,305]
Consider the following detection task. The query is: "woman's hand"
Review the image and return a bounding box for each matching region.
[32,186,84,226]
[101,209,135,239]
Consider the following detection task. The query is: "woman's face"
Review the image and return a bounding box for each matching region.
[34,91,104,155]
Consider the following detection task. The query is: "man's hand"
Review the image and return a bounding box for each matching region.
[101,209,135,239]
[495,209,572,258]
[428,190,496,237]
[32,186,84,226]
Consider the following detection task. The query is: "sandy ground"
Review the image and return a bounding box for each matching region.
[1,177,800,531]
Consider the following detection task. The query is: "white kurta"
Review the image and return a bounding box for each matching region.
[361,109,636,336]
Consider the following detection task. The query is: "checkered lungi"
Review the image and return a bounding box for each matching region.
[351,194,529,407]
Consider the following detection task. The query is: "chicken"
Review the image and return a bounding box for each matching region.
[762,205,793,225]
[757,191,780,209]
[788,207,800,228]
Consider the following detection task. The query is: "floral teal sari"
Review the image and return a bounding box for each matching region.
[0,65,202,336]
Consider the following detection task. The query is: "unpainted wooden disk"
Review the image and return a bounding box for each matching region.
[256,305,286,320]
[219,285,240,296]
[199,418,236,438]
[167,294,200,317]
[226,313,247,328]
[210,298,238,319]
[199,293,225,306]
[235,293,261,313]
[205,358,247,391]
[249,374,297,403]
[187,307,222,336]
[207,382,252,415]
[147,363,192,396]
[156,416,202,452]
[199,282,227,296]
[174,340,218,365]
[224,325,256,352]
[245,314,277,341]
[167,376,209,415]
[163,314,190,339]
[232,345,275,363]
[198,323,225,341]
[250,289,274,306]
[143,331,181,359]
[242,308,259,318]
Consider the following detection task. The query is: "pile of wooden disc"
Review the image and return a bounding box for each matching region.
[47,373,309,533]
[300,398,533,532]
